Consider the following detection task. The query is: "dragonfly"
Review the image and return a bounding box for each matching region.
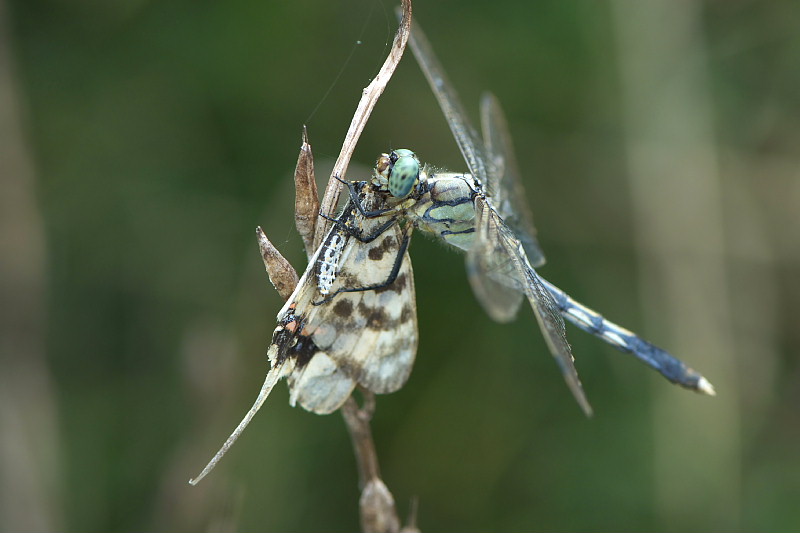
[190,181,418,484]
[190,14,715,484]
[337,16,715,416]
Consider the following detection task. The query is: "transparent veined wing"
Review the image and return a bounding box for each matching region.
[407,19,545,268]
[469,196,592,416]
[407,21,528,323]
[479,92,546,267]
[406,20,489,188]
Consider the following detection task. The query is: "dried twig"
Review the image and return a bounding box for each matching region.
[309,2,414,529]
[255,197,407,533]
[612,1,736,525]
[341,393,380,487]
[312,0,413,250]
[0,2,60,528]
[342,393,401,533]
[251,2,415,530]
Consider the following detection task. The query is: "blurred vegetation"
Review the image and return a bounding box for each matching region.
[2,0,799,531]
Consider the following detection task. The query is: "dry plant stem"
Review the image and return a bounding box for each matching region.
[0,1,60,527]
[294,126,319,258]
[400,498,420,533]
[612,1,738,527]
[313,0,412,250]
[254,127,406,532]
[189,230,301,485]
[341,392,381,487]
[342,393,401,533]
[311,3,413,527]
[212,3,413,527]
[360,478,400,533]
[188,360,291,485]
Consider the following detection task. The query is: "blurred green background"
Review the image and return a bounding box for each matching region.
[2,0,799,531]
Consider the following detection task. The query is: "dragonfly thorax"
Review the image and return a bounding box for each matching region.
[409,172,480,252]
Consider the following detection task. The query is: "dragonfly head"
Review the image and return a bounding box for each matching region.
[374,149,420,199]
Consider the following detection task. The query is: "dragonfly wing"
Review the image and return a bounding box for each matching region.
[408,21,545,318]
[409,20,523,322]
[407,19,490,188]
[480,93,546,267]
[465,237,525,323]
[469,196,592,416]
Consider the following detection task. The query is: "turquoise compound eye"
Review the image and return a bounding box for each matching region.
[388,149,420,198]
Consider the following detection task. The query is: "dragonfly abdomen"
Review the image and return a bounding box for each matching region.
[541,278,713,394]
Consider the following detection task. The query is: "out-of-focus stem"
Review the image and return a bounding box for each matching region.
[611,1,740,529]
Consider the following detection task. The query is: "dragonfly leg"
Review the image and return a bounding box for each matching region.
[334,176,398,219]
[311,228,411,306]
[319,212,399,244]
[351,217,399,243]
